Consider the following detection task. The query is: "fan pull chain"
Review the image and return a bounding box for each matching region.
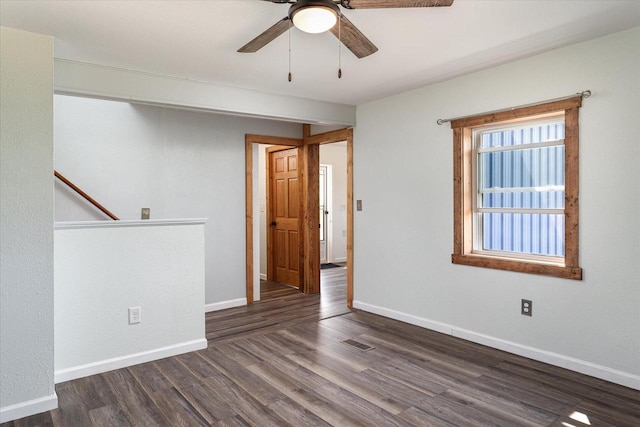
[338,15,342,79]
[288,19,292,82]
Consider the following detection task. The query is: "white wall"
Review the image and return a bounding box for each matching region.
[0,27,57,422]
[320,143,348,262]
[353,27,640,388]
[54,95,301,308]
[259,144,270,280]
[56,180,107,221]
[54,220,206,382]
[55,59,356,127]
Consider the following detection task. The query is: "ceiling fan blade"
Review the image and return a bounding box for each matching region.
[238,17,290,53]
[345,0,453,9]
[329,14,378,59]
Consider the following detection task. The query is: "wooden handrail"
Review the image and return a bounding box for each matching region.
[54,170,119,220]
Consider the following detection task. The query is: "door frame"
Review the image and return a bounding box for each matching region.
[245,126,354,306]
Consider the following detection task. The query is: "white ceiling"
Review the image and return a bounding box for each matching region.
[1,1,639,106]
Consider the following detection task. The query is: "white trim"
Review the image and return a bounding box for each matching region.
[205,298,247,313]
[353,301,640,390]
[353,301,453,335]
[0,393,58,423]
[477,208,564,214]
[260,273,267,281]
[54,339,207,384]
[55,218,207,230]
[477,138,564,153]
[480,185,564,194]
[333,257,347,263]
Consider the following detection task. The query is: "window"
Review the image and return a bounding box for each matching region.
[475,116,565,260]
[451,97,582,279]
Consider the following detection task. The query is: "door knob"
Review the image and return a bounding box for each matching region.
[270,221,276,227]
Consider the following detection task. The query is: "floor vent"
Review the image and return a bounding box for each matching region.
[342,339,375,351]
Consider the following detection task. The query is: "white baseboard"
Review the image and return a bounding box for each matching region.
[0,392,58,424]
[353,301,453,335]
[333,257,347,263]
[260,273,267,281]
[54,338,207,384]
[353,301,640,391]
[205,298,247,313]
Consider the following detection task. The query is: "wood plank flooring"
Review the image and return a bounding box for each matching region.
[4,265,639,426]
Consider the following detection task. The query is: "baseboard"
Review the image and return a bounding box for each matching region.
[260,273,267,281]
[0,392,58,424]
[353,300,640,391]
[54,338,207,384]
[333,257,347,263]
[353,301,453,335]
[204,298,247,313]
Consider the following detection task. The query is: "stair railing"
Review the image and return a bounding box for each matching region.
[54,170,119,220]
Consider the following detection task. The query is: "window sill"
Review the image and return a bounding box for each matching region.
[451,253,582,280]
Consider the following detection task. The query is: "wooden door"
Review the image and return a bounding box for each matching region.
[268,147,301,288]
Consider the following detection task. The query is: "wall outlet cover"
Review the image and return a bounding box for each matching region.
[129,306,141,324]
[521,299,532,317]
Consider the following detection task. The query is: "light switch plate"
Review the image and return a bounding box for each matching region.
[356,200,362,211]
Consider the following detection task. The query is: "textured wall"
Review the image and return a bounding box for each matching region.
[54,221,205,375]
[0,27,55,418]
[354,27,640,385]
[54,95,301,305]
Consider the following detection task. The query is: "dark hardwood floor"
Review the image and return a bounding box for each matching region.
[4,265,639,426]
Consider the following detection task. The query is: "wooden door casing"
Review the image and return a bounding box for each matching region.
[245,127,352,303]
[268,147,301,288]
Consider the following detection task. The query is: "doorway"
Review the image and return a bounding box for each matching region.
[319,164,331,264]
[318,140,348,268]
[245,127,353,306]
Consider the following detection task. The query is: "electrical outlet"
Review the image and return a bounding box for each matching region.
[141,208,150,220]
[129,306,141,324]
[521,299,532,317]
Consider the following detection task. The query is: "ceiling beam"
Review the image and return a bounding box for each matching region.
[54,59,357,126]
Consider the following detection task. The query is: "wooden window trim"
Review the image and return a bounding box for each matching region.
[451,97,583,280]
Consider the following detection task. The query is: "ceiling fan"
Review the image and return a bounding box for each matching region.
[238,0,454,59]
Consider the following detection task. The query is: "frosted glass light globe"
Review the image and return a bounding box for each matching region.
[292,7,337,34]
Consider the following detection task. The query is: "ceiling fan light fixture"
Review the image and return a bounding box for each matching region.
[289,0,339,34]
